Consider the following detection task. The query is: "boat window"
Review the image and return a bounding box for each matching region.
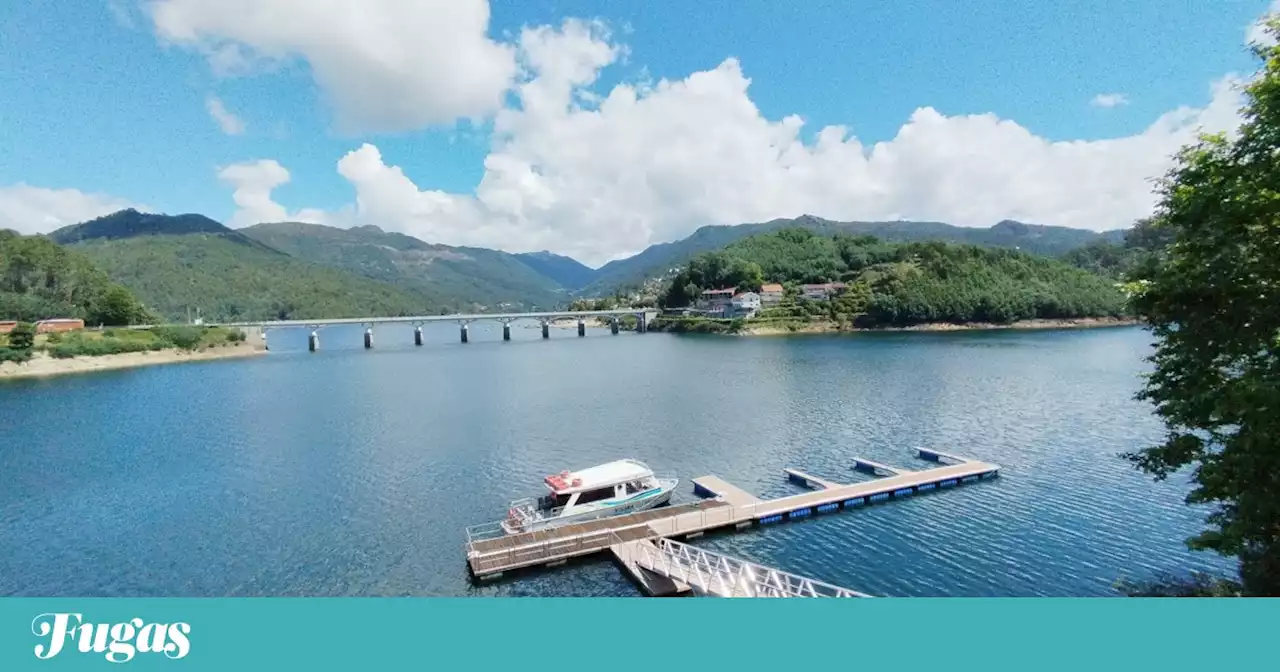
[549,493,573,509]
[625,481,644,495]
[575,487,615,506]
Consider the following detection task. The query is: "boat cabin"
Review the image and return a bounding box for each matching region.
[540,459,657,512]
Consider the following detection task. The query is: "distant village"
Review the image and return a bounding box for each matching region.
[665,282,849,319]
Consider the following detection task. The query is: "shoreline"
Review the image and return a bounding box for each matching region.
[0,343,267,380]
[738,317,1143,336]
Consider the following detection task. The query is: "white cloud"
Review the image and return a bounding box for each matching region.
[206,95,246,135]
[1090,93,1129,108]
[265,20,1243,266]
[148,0,516,132]
[216,160,325,227]
[1247,1,1280,46]
[0,184,142,235]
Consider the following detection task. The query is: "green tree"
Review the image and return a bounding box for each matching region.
[1124,21,1280,595]
[8,322,36,350]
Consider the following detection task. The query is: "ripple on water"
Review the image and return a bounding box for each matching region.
[0,326,1234,596]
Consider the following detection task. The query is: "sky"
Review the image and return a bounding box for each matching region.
[0,0,1274,266]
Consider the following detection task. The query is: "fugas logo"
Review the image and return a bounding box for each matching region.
[31,613,191,664]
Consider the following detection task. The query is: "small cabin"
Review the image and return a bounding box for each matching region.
[542,459,655,511]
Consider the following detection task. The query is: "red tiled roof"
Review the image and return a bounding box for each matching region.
[760,284,784,293]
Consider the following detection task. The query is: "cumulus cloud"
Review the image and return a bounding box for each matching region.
[0,184,142,235]
[1090,93,1129,108]
[1247,1,1280,46]
[266,20,1242,266]
[216,159,325,227]
[206,95,246,135]
[148,0,516,132]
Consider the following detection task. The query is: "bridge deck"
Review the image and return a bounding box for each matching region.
[466,450,1000,580]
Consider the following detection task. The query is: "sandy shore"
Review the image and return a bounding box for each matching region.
[742,316,1142,336]
[0,343,266,380]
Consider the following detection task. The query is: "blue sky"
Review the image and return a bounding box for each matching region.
[0,1,1270,264]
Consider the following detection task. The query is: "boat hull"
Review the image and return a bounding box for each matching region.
[503,479,678,534]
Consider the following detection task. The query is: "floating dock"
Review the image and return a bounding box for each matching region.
[466,448,1000,581]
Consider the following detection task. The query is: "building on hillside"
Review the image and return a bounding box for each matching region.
[36,318,85,333]
[800,283,849,300]
[730,292,761,318]
[759,283,784,305]
[1,318,85,334]
[696,288,736,312]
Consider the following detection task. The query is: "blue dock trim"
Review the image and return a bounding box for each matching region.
[869,492,890,503]
[918,483,936,491]
[893,488,914,498]
[759,514,784,525]
[788,508,813,519]
[817,503,839,513]
[844,497,866,507]
[940,479,957,488]
[961,475,979,483]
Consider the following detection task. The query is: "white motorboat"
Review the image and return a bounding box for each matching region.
[502,459,678,535]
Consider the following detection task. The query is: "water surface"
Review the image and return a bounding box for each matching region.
[0,324,1232,596]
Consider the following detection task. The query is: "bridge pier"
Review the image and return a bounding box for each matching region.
[460,323,469,344]
[541,322,550,339]
[363,328,373,349]
[638,313,647,333]
[262,329,269,351]
[578,319,586,337]
[610,318,619,335]
[414,326,423,346]
[502,322,511,341]
[308,330,319,352]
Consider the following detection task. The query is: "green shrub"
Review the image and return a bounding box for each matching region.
[49,337,158,359]
[151,326,204,350]
[45,332,63,344]
[225,330,246,343]
[0,347,32,363]
[8,322,36,350]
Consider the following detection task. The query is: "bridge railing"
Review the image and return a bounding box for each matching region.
[633,537,868,598]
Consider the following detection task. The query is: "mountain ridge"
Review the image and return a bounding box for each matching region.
[579,215,1128,296]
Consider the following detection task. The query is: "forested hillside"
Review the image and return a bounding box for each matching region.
[0,229,154,325]
[582,215,1126,296]
[68,234,439,322]
[242,222,569,310]
[661,228,1128,327]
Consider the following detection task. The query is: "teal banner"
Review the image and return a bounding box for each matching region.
[0,598,1272,670]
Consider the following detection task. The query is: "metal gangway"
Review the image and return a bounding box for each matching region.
[629,537,869,598]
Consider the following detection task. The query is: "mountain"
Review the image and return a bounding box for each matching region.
[240,222,569,311]
[579,215,1128,296]
[512,251,598,291]
[48,211,440,322]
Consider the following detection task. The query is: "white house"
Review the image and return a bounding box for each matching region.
[731,291,761,317]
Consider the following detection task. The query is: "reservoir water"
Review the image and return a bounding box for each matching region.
[0,324,1234,596]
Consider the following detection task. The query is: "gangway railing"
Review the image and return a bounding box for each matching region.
[630,537,868,598]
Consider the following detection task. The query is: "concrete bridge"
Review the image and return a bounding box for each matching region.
[206,309,659,351]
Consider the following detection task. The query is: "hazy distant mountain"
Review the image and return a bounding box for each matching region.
[48,210,441,322]
[241,221,570,311]
[579,215,1128,296]
[513,251,598,291]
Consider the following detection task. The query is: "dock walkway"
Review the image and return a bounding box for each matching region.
[466,449,1000,580]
